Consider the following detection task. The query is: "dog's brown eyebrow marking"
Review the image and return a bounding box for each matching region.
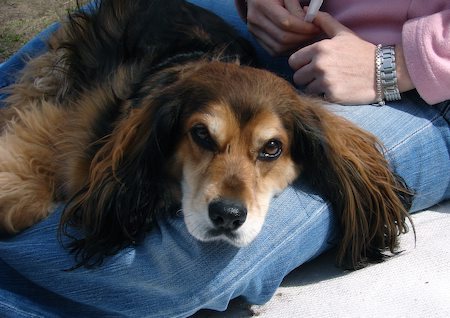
[229,100,260,128]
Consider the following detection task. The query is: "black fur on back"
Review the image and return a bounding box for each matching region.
[54,0,254,99]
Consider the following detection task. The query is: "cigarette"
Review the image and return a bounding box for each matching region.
[304,0,323,22]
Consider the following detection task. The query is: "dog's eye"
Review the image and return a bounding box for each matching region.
[190,124,217,151]
[258,139,282,161]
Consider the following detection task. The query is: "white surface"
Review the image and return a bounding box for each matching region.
[197,200,450,317]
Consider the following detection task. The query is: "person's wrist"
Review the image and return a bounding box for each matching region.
[394,45,415,93]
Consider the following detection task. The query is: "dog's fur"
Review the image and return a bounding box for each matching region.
[0,0,412,269]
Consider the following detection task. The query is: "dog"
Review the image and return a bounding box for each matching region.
[0,0,412,269]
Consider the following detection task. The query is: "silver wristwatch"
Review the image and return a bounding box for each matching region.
[380,45,401,101]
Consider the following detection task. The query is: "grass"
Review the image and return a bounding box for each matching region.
[0,0,77,63]
[1,17,53,60]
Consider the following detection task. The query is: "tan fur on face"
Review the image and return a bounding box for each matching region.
[176,101,299,246]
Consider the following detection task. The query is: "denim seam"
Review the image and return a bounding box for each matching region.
[386,112,443,153]
[441,102,450,124]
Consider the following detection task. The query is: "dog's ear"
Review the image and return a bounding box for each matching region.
[60,83,183,268]
[289,98,413,269]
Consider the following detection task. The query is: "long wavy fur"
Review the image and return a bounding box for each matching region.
[288,98,413,269]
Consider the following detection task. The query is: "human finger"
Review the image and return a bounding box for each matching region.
[247,23,280,55]
[261,3,318,34]
[292,62,315,86]
[284,0,305,19]
[249,21,317,55]
[303,78,327,97]
[248,23,299,55]
[288,44,317,70]
[312,11,353,38]
[249,16,314,47]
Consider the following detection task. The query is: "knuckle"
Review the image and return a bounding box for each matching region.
[270,45,284,56]
[321,11,332,20]
[279,14,294,30]
[314,63,327,76]
[322,76,333,87]
[274,32,290,45]
[315,39,331,52]
[280,18,291,30]
[323,84,341,102]
[309,59,326,75]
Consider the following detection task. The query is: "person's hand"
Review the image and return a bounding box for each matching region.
[246,0,320,56]
[288,12,379,105]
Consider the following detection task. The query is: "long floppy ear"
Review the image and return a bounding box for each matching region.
[59,91,183,268]
[290,98,413,269]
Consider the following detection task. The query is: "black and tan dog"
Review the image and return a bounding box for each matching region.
[0,0,411,268]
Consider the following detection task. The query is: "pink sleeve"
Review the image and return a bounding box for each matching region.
[403,10,450,105]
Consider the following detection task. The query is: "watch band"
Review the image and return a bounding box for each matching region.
[380,45,401,101]
[374,44,384,106]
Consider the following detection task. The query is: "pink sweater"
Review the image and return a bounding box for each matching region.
[235,0,450,105]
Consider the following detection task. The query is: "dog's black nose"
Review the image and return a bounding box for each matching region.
[208,199,247,231]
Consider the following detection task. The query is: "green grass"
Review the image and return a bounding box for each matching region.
[0,17,54,62]
[0,1,77,63]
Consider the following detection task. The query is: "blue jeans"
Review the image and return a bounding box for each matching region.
[0,1,449,317]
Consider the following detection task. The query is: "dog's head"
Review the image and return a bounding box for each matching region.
[62,61,411,269]
[172,63,301,246]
